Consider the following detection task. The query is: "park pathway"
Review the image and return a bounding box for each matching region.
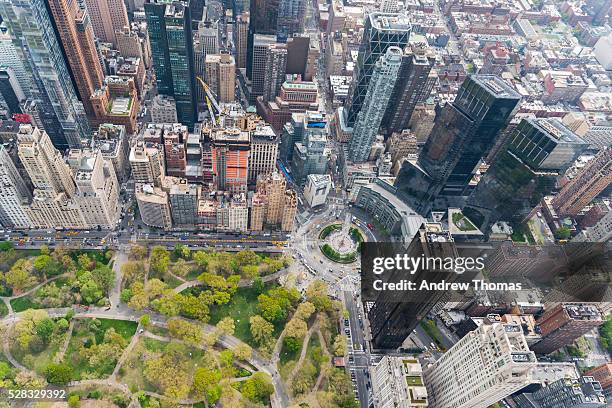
[287,321,318,390]
[111,324,141,378]
[54,319,75,363]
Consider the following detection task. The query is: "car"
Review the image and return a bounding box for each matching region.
[367,223,374,230]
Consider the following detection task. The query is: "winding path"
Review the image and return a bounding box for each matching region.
[172,268,289,294]
[287,321,318,391]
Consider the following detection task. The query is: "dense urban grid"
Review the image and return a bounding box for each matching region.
[0,0,610,406]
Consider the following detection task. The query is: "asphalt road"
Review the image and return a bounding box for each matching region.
[344,291,371,408]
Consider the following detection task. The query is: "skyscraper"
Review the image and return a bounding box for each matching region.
[0,0,90,148]
[380,41,436,136]
[249,124,279,183]
[277,0,305,39]
[0,67,24,116]
[0,30,32,100]
[0,145,32,228]
[344,13,411,127]
[395,75,521,215]
[204,53,236,103]
[424,322,537,408]
[465,118,588,231]
[234,12,249,69]
[246,0,279,78]
[367,222,460,349]
[551,147,612,216]
[262,45,288,102]
[211,127,250,193]
[46,0,105,117]
[145,0,197,129]
[348,46,402,162]
[82,0,130,46]
[250,34,279,101]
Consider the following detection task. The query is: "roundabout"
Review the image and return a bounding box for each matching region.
[318,215,365,264]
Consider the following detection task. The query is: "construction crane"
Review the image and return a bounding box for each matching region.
[196,76,221,125]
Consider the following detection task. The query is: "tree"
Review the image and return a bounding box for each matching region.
[233,343,252,361]
[67,394,80,408]
[91,265,115,294]
[0,241,13,251]
[192,367,222,403]
[178,292,211,321]
[294,302,315,320]
[145,278,168,299]
[216,317,235,336]
[150,246,170,275]
[306,280,332,312]
[33,255,60,277]
[240,264,259,279]
[173,244,190,260]
[80,278,103,304]
[45,363,73,385]
[249,315,274,345]
[241,372,274,403]
[35,318,55,344]
[192,251,211,268]
[284,318,307,339]
[257,293,286,322]
[172,258,190,277]
[5,259,37,293]
[253,277,265,294]
[236,249,260,267]
[129,244,147,260]
[555,226,571,240]
[121,261,144,285]
[333,335,347,357]
[167,318,203,345]
[139,314,151,327]
[284,336,301,352]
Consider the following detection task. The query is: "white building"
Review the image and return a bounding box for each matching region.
[572,209,612,242]
[424,322,537,408]
[0,146,32,228]
[303,174,331,207]
[129,141,164,185]
[594,34,612,70]
[372,356,428,408]
[150,95,178,124]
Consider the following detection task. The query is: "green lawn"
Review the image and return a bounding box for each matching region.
[0,301,9,317]
[319,224,342,240]
[320,244,357,264]
[93,319,138,344]
[11,333,67,375]
[10,296,43,313]
[405,375,423,386]
[279,339,302,366]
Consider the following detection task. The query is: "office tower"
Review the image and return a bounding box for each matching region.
[281,189,297,231]
[163,126,187,177]
[424,322,536,408]
[371,356,428,408]
[17,125,75,197]
[0,67,24,116]
[514,376,606,407]
[116,26,143,59]
[367,222,460,349]
[531,303,605,354]
[0,0,89,148]
[73,150,120,229]
[381,42,436,136]
[344,13,411,127]
[252,171,297,230]
[0,31,31,99]
[0,145,32,228]
[465,118,588,231]
[280,112,306,162]
[263,45,288,102]
[47,0,105,117]
[348,47,402,162]
[285,35,310,76]
[234,12,249,69]
[205,53,236,103]
[82,0,129,46]
[211,128,250,193]
[145,0,197,129]
[92,123,128,183]
[386,129,418,166]
[395,75,521,214]
[246,0,280,78]
[257,77,319,131]
[277,0,305,39]
[552,147,612,216]
[193,19,220,96]
[249,124,279,183]
[250,35,280,101]
[129,141,165,185]
[136,183,172,229]
[291,114,328,185]
[303,174,331,207]
[168,179,198,227]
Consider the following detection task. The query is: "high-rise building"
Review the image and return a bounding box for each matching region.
[168,178,198,226]
[150,95,178,123]
[424,322,537,408]
[129,140,165,185]
[47,0,105,118]
[249,124,279,183]
[0,145,32,228]
[211,127,250,193]
[572,208,612,242]
[291,114,328,185]
[145,0,197,129]
[135,183,172,229]
[465,118,588,232]
[263,45,288,102]
[116,26,144,60]
[0,0,90,148]
[73,150,120,229]
[551,147,612,216]
[367,222,460,349]
[246,0,279,78]
[251,171,297,231]
[513,376,607,407]
[163,125,187,177]
[380,41,437,136]
[395,75,521,214]
[89,76,140,134]
[586,363,612,397]
[256,77,319,131]
[205,53,236,103]
[0,67,24,116]
[344,13,412,127]
[82,0,130,46]
[303,174,331,208]
[348,47,402,162]
[371,356,428,408]
[532,303,605,354]
[0,30,32,100]
[277,0,305,39]
[234,12,249,69]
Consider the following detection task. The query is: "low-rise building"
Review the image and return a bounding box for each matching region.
[303,174,331,207]
[150,95,178,124]
[371,356,428,407]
